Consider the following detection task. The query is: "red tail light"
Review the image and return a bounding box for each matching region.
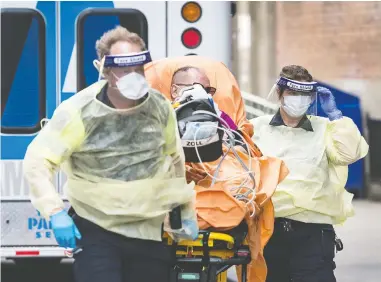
[181,28,202,49]
[16,251,40,256]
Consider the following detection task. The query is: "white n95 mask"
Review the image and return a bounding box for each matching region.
[115,72,150,100]
[282,95,311,118]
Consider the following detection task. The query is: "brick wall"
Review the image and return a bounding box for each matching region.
[276,1,381,81]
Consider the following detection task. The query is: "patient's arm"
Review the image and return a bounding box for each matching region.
[185,165,207,184]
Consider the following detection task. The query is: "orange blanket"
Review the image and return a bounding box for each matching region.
[192,147,288,282]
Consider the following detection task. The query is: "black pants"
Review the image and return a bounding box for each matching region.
[264,218,337,282]
[72,213,172,282]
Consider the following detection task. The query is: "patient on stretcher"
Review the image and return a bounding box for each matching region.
[145,57,288,282]
[169,64,285,231]
[172,83,261,224]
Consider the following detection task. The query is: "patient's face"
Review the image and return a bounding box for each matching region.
[170,69,211,100]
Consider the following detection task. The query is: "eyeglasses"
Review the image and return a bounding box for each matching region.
[174,83,217,95]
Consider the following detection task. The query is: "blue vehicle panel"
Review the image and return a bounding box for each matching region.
[1,1,56,160]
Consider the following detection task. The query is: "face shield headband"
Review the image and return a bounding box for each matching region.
[103,50,152,68]
[276,76,317,94]
[94,50,152,80]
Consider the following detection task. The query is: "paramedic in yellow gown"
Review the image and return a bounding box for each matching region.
[23,26,197,282]
[251,65,369,282]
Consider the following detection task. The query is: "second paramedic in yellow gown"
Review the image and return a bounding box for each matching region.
[251,65,369,282]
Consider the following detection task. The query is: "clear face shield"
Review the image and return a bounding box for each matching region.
[93,50,159,100]
[268,76,318,116]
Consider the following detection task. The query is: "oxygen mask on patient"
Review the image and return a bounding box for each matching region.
[172,84,213,110]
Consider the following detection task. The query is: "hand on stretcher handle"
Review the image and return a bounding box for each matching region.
[169,206,182,229]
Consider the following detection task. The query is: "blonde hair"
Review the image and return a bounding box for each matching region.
[95,26,146,60]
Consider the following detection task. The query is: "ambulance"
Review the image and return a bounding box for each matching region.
[0,0,275,263]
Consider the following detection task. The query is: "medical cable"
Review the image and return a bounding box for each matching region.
[220,138,256,216]
[192,110,254,183]
[210,145,231,187]
[190,111,257,215]
[174,102,257,215]
[192,123,253,182]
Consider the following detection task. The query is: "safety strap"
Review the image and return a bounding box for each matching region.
[201,231,211,267]
[335,235,344,252]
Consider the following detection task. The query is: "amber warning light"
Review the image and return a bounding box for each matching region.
[181,2,202,23]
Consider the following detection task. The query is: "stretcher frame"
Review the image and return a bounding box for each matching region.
[164,229,250,282]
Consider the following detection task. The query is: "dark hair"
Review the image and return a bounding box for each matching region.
[278,65,313,97]
[280,65,313,81]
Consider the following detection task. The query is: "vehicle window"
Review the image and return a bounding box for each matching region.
[1,8,46,134]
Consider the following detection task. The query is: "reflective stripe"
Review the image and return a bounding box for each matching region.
[16,251,40,256]
[1,247,67,258]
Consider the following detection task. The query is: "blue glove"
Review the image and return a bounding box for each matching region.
[50,210,81,249]
[317,86,343,121]
[182,219,199,241]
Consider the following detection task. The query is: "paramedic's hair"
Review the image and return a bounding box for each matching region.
[171,66,203,84]
[278,65,313,97]
[95,26,146,60]
[280,65,313,82]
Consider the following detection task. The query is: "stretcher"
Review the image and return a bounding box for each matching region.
[164,222,250,282]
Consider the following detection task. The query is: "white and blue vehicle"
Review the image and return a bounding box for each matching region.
[0,0,234,261]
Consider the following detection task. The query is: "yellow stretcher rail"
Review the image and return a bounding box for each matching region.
[163,231,250,282]
[164,232,236,248]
